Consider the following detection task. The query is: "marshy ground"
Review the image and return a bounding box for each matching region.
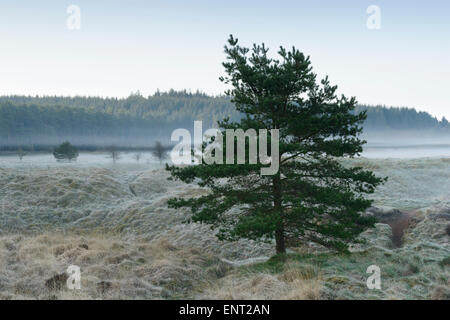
[0,158,449,299]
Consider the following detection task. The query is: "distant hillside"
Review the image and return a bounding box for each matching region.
[355,105,449,131]
[0,91,448,147]
[0,91,238,147]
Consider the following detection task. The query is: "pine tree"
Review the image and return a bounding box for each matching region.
[53,141,78,161]
[167,35,385,254]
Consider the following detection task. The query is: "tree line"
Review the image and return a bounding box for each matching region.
[0,91,238,147]
[355,105,449,131]
[0,91,448,147]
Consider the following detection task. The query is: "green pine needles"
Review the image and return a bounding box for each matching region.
[53,141,79,161]
[167,35,385,254]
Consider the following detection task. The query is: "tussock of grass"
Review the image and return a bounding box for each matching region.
[196,254,323,300]
[0,233,228,300]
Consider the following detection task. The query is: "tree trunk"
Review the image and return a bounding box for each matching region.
[273,173,286,254]
[275,228,286,254]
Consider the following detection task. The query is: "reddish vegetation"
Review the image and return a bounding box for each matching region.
[386,212,414,248]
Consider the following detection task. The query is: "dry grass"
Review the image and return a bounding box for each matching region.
[0,232,227,300]
[196,261,323,300]
[1,163,449,300]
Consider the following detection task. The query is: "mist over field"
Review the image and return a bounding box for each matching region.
[1,1,450,304]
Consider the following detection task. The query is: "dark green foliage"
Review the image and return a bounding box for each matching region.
[167,36,385,254]
[0,90,449,148]
[0,92,239,147]
[355,105,448,131]
[53,141,79,161]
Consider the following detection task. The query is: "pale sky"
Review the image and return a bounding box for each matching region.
[0,0,449,119]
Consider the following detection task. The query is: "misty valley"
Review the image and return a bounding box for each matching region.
[0,92,449,300]
[1,1,450,305]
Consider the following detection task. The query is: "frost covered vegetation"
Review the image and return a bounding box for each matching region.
[0,158,449,300]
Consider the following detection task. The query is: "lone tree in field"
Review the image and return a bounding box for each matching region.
[152,141,168,164]
[167,35,384,254]
[53,141,79,161]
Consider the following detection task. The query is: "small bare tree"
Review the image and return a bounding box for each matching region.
[152,141,168,164]
[133,152,142,162]
[107,145,121,164]
[17,147,27,160]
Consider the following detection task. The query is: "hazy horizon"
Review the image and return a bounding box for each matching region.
[0,0,449,120]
